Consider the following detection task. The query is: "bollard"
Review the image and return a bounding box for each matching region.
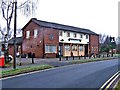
[103,55,104,58]
[32,57,34,64]
[93,55,95,58]
[79,56,80,60]
[19,55,22,66]
[107,53,110,57]
[66,56,68,60]
[73,56,74,60]
[84,56,86,59]
[59,56,61,61]
[31,53,34,64]
[81,55,83,59]
[89,56,91,59]
[99,55,100,58]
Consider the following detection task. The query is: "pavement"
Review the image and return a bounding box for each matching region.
[1,56,117,71]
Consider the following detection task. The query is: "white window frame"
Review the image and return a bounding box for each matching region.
[45,45,57,53]
[80,34,83,38]
[79,46,83,52]
[74,33,77,38]
[34,29,38,38]
[59,31,62,36]
[64,45,70,51]
[26,31,30,39]
[72,45,77,51]
[86,34,89,39]
[66,32,70,37]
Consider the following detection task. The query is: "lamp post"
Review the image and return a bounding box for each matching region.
[4,34,8,62]
[13,1,17,69]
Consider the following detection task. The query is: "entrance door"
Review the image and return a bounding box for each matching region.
[59,44,63,56]
[84,44,88,56]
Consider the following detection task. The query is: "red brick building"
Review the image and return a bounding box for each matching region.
[8,37,22,57]
[21,18,99,58]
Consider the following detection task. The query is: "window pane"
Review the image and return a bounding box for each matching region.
[74,33,77,38]
[86,35,89,39]
[26,31,30,39]
[67,32,70,37]
[72,45,77,51]
[59,31,62,36]
[80,34,83,38]
[64,45,70,51]
[79,46,83,51]
[34,29,38,38]
[45,45,57,53]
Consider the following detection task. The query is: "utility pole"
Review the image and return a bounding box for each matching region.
[13,1,17,69]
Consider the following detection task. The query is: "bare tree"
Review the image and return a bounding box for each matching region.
[116,37,120,53]
[0,0,39,64]
[99,33,107,53]
[0,0,39,41]
[99,33,106,44]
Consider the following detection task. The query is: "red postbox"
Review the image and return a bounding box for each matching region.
[0,55,5,67]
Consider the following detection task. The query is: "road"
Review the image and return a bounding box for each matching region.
[2,59,119,88]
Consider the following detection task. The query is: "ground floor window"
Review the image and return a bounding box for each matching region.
[79,45,83,52]
[64,45,70,51]
[72,45,77,51]
[45,45,57,53]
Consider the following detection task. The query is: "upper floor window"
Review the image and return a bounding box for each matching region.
[67,32,70,37]
[26,31,30,39]
[74,33,77,38]
[86,34,89,39]
[34,29,38,38]
[80,34,83,38]
[59,31,62,36]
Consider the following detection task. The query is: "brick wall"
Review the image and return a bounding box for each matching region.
[44,28,59,58]
[22,21,44,58]
[89,34,99,54]
[22,21,59,58]
[8,45,22,57]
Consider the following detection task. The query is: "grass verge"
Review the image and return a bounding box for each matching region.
[0,64,54,78]
[115,80,120,90]
[70,57,117,64]
[0,57,117,78]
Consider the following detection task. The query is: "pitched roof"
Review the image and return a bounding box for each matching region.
[8,37,22,45]
[22,18,98,35]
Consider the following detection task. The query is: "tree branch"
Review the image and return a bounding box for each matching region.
[1,1,7,20]
[8,2,14,26]
[17,0,28,9]
[0,29,5,36]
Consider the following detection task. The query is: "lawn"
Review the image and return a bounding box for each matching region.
[115,80,120,90]
[0,64,54,78]
[70,57,117,64]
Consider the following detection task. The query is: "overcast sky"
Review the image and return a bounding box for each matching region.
[0,0,119,38]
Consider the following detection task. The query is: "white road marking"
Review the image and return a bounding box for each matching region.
[100,71,120,90]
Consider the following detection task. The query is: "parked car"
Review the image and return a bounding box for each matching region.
[0,51,13,63]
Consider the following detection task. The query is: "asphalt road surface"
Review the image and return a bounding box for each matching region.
[2,59,119,88]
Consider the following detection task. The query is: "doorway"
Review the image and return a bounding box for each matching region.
[84,44,88,56]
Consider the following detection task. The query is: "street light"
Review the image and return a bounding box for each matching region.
[4,34,8,62]
[13,1,17,69]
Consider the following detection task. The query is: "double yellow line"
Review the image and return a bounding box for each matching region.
[100,71,120,90]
